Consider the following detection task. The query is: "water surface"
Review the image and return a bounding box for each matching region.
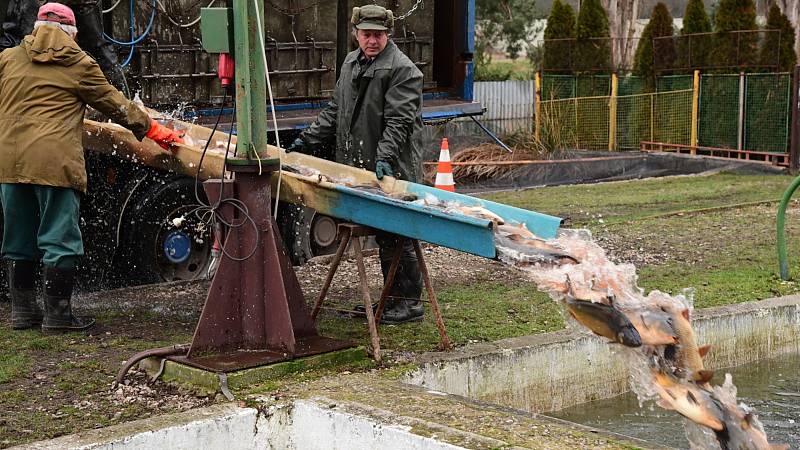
[551,353,800,449]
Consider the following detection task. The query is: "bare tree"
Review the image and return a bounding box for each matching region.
[603,0,641,71]
[776,0,800,58]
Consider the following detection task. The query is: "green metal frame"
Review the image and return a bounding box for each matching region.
[200,2,268,161]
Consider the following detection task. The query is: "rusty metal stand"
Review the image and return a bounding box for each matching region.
[169,162,352,372]
[311,224,451,364]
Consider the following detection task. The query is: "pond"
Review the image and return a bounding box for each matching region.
[551,353,800,449]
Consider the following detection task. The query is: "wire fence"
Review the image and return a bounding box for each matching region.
[476,72,793,155]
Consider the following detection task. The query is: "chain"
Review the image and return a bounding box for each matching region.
[397,0,424,20]
[266,0,321,17]
[370,0,424,21]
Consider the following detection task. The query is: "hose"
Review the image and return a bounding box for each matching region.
[103,0,157,68]
[113,344,189,388]
[776,175,800,280]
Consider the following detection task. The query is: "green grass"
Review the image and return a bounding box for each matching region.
[482,172,796,225]
[317,281,564,353]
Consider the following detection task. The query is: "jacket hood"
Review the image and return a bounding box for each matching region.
[22,25,85,66]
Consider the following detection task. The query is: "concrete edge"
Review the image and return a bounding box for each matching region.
[403,295,800,414]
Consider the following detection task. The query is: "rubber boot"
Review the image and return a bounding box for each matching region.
[41,266,95,333]
[379,296,423,325]
[7,260,43,330]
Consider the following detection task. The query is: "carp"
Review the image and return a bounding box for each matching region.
[663,307,714,383]
[653,372,725,431]
[456,205,506,225]
[620,306,679,346]
[564,295,642,347]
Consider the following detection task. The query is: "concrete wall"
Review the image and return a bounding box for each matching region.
[16,399,472,450]
[405,296,800,414]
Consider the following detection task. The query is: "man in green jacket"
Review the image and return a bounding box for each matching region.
[287,4,425,324]
[0,3,183,332]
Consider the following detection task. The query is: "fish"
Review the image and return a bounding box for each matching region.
[663,307,714,383]
[653,372,725,431]
[457,205,506,225]
[496,223,536,239]
[715,402,789,450]
[564,295,642,347]
[499,233,579,265]
[620,306,679,346]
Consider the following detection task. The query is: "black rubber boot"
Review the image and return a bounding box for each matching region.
[42,266,95,333]
[379,297,424,325]
[7,260,43,330]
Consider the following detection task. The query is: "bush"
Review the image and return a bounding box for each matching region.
[678,0,712,69]
[713,0,757,70]
[543,0,576,73]
[633,3,676,85]
[761,3,796,71]
[575,0,611,72]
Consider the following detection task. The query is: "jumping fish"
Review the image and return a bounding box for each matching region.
[620,306,679,346]
[653,372,725,431]
[716,399,790,450]
[564,295,642,347]
[663,307,714,383]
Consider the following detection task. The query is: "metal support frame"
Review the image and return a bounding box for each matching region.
[311,224,452,363]
[168,163,352,372]
[232,0,268,159]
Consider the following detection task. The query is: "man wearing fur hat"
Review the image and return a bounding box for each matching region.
[287,4,425,324]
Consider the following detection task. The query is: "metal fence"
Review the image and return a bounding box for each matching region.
[473,80,536,134]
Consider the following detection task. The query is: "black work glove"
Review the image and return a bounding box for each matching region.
[285,137,308,153]
[375,160,394,180]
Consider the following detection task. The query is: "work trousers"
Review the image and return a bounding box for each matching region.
[0,183,83,269]
[375,232,423,303]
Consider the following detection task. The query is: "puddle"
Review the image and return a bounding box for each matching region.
[551,353,800,449]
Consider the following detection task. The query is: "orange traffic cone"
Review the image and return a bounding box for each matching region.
[434,138,455,192]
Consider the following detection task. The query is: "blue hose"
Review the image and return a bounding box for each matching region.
[103,0,157,67]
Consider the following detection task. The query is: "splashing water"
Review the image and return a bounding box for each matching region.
[486,219,783,449]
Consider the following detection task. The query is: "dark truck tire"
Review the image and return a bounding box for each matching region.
[279,204,341,266]
[112,177,212,285]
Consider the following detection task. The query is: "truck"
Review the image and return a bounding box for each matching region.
[0,0,481,292]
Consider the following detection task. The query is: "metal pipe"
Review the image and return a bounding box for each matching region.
[468,116,512,153]
[777,176,800,280]
[113,344,190,388]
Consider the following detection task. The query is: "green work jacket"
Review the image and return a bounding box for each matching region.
[0,25,150,193]
[301,41,424,183]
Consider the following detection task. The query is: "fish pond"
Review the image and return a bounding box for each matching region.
[551,352,800,449]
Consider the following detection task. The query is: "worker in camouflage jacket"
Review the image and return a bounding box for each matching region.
[0,0,131,95]
[287,4,426,324]
[0,3,183,332]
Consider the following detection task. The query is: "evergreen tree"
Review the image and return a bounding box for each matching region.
[761,3,796,71]
[679,0,712,69]
[713,0,757,69]
[543,0,576,73]
[575,0,611,72]
[633,3,675,86]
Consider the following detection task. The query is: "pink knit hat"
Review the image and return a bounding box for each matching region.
[37,3,76,26]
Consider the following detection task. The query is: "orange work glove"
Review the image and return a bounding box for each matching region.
[146,119,185,150]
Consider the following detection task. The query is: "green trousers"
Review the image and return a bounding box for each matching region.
[0,183,83,269]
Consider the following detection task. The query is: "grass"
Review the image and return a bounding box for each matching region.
[317,281,563,353]
[483,172,796,225]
